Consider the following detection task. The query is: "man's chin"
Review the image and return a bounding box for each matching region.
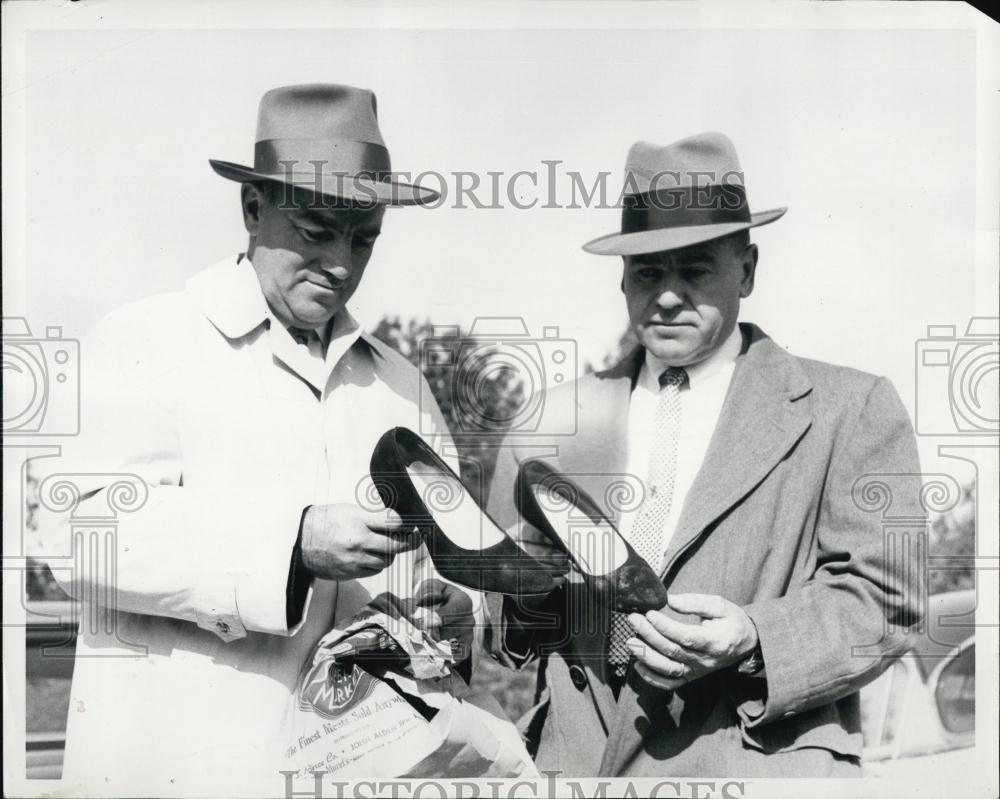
[640,330,703,366]
[295,306,342,328]
[647,347,697,366]
[290,302,340,328]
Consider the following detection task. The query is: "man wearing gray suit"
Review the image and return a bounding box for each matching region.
[485,132,923,777]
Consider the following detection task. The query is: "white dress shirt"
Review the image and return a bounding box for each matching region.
[618,326,743,570]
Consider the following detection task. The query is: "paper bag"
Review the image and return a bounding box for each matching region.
[281,594,539,779]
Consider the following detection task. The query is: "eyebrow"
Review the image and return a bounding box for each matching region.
[630,246,716,266]
[675,250,715,264]
[292,209,382,234]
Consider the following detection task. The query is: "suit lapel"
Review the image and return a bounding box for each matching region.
[600,324,814,776]
[660,325,813,579]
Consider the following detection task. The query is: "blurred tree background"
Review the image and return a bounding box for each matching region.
[369,316,526,505]
[927,481,976,595]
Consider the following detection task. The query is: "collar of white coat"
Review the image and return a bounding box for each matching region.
[640,323,743,392]
[185,254,383,360]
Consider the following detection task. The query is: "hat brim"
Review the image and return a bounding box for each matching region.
[209,159,440,207]
[581,207,787,256]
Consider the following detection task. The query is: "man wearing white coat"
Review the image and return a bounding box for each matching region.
[33,84,480,796]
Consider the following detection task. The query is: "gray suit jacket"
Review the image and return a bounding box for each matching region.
[484,323,924,777]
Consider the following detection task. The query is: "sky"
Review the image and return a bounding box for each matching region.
[4,12,997,477]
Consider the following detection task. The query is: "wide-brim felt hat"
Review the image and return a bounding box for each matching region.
[210,83,439,206]
[582,132,786,256]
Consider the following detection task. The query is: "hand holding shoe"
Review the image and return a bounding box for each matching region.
[301,503,421,581]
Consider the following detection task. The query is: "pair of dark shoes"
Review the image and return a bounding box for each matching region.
[370,427,667,613]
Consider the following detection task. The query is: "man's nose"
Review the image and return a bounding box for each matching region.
[320,241,353,282]
[654,279,684,311]
[326,264,352,283]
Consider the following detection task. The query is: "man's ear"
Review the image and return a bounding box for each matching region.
[620,259,627,294]
[739,243,759,298]
[241,183,265,236]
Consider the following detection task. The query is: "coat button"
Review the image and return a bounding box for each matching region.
[569,664,588,690]
[216,621,230,634]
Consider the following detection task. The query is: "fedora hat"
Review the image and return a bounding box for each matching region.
[209,83,439,206]
[582,132,786,256]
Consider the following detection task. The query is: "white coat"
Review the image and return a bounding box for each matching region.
[33,256,484,797]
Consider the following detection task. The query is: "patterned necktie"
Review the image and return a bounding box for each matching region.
[608,366,688,676]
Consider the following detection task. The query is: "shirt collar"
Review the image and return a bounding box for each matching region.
[265,304,359,349]
[641,324,743,391]
[186,254,271,340]
[186,253,365,358]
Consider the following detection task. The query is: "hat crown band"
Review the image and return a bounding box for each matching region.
[253,138,391,180]
[624,168,745,195]
[621,184,750,235]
